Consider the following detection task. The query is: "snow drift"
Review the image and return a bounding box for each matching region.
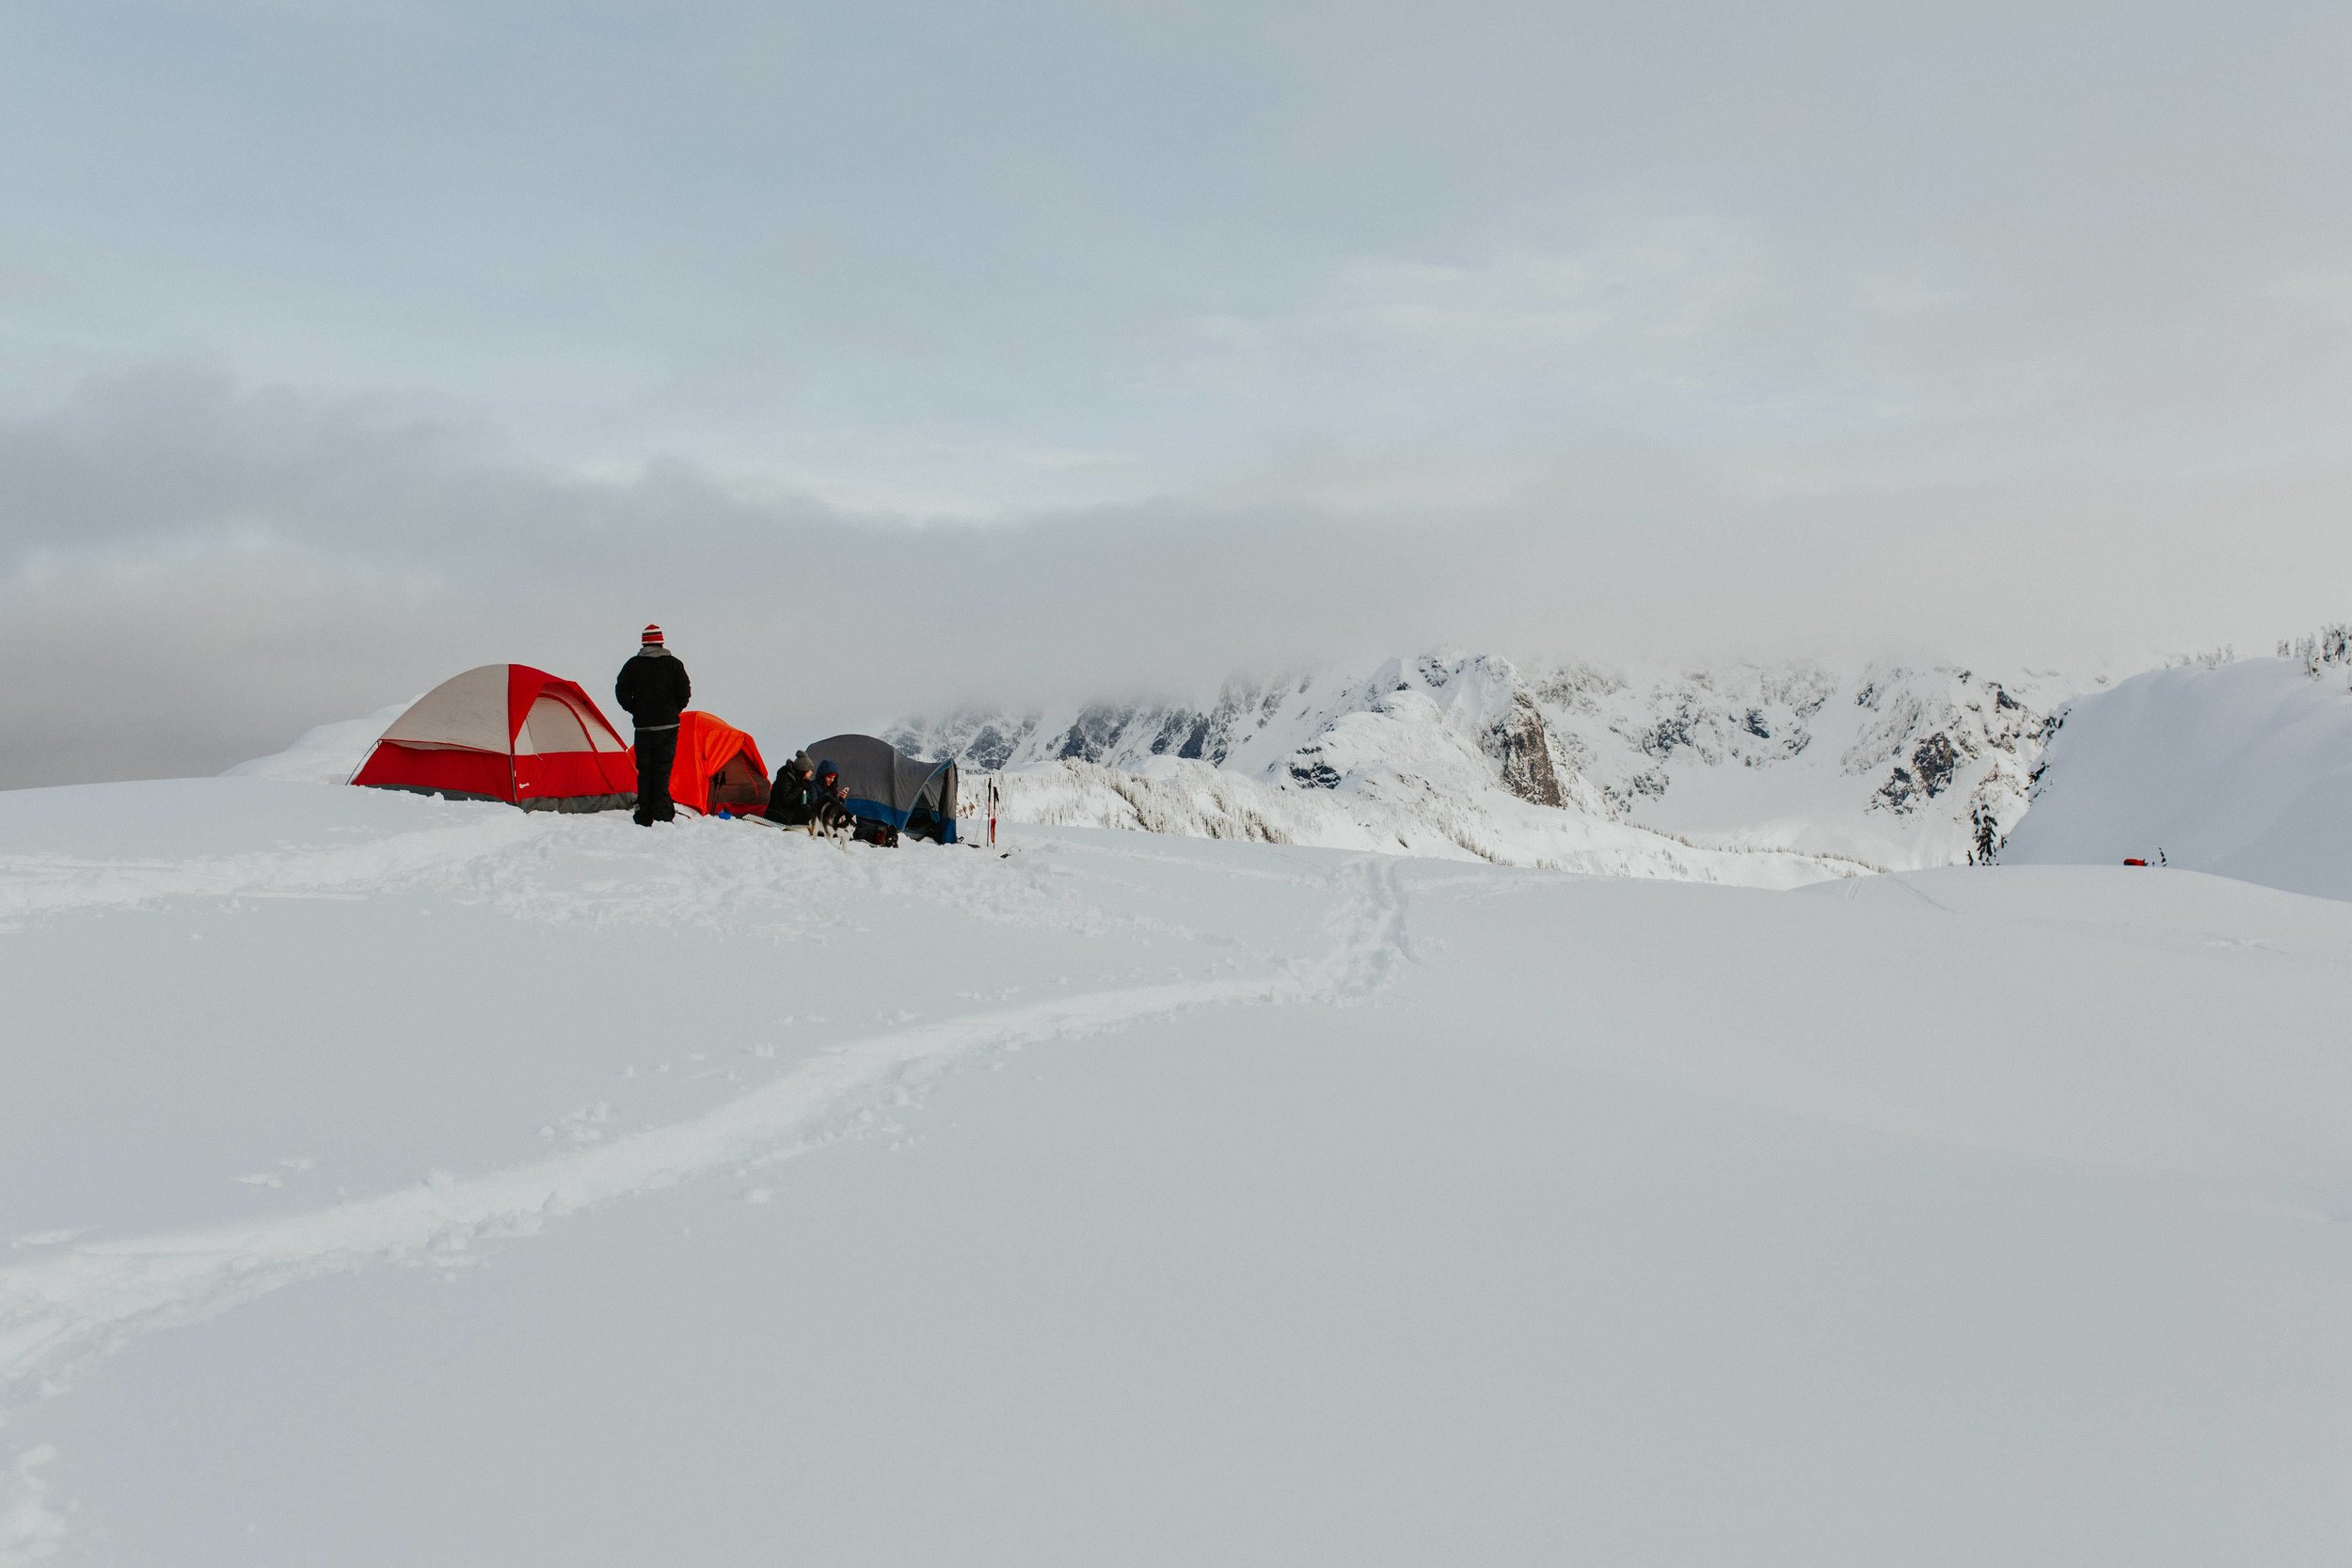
[2000,655,2352,901]
[219,701,410,785]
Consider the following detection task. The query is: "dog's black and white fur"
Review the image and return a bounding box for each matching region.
[808,796,856,844]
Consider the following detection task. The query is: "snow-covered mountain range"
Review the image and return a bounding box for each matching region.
[889,653,2081,878]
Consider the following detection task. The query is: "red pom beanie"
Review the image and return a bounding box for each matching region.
[641,624,664,646]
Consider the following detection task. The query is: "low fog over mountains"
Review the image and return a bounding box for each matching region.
[890,651,2080,880]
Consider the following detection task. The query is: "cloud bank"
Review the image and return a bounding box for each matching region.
[4,364,2345,788]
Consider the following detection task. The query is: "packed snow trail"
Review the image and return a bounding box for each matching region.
[0,854,1409,1407]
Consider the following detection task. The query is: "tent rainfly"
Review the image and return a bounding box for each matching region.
[351,664,636,811]
[805,733,960,844]
[671,711,770,816]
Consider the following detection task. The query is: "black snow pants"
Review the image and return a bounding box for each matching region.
[633,724,679,824]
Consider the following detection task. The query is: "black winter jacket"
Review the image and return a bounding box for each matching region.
[614,649,691,728]
[813,775,852,821]
[764,759,815,826]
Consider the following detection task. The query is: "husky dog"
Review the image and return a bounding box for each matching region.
[809,760,857,844]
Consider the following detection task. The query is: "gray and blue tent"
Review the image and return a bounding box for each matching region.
[806,734,960,844]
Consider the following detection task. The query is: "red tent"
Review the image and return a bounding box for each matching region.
[352,664,636,812]
[671,711,770,816]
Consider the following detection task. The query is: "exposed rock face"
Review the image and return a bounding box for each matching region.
[889,679,1311,776]
[898,713,1040,772]
[1285,748,1344,789]
[1843,671,2058,859]
[891,651,2070,871]
[1489,691,1568,809]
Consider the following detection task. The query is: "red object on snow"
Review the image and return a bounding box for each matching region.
[668,710,769,816]
[351,664,637,810]
[2123,858,2149,866]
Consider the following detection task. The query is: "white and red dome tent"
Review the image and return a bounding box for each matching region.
[351,664,636,811]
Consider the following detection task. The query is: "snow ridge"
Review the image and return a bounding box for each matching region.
[894,651,2066,875]
[1998,653,2352,901]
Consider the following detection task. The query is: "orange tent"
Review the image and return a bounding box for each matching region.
[670,711,770,816]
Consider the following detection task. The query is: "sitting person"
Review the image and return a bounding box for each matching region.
[809,759,857,837]
[763,752,816,827]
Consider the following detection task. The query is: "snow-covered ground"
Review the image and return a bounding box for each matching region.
[8,761,2352,1563]
[2002,655,2352,900]
[993,754,1860,887]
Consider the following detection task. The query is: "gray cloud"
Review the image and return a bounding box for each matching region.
[5,367,2347,787]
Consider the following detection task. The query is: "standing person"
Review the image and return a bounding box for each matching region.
[614,624,691,826]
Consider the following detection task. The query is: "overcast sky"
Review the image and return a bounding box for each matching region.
[5,0,2350,786]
